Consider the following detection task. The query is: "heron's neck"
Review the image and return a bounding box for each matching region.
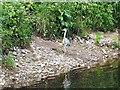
[64,30,67,39]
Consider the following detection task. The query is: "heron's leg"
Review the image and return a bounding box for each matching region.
[64,45,66,53]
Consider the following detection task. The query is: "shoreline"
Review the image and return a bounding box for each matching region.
[1,56,118,90]
[0,32,119,89]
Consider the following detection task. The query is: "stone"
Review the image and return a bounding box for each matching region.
[21,50,27,54]
[81,64,85,67]
[15,59,18,62]
[25,49,30,53]
[13,52,17,56]
[102,49,107,54]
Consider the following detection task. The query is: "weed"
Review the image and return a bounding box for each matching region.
[2,52,15,68]
[112,37,119,48]
[94,32,101,45]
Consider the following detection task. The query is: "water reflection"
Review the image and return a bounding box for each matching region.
[63,74,71,89]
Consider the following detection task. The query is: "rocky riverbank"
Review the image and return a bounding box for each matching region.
[0,32,119,89]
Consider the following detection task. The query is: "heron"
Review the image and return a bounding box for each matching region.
[62,28,70,52]
[62,29,71,89]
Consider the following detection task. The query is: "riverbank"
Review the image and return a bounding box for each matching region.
[0,32,119,89]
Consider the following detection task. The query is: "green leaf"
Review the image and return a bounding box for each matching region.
[58,16,63,21]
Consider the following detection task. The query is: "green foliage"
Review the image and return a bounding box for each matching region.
[30,2,118,38]
[112,37,119,48]
[2,52,15,68]
[2,2,32,53]
[1,2,119,54]
[112,2,120,28]
[94,32,101,45]
[81,30,87,37]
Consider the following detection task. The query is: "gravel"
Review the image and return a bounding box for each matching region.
[0,32,118,89]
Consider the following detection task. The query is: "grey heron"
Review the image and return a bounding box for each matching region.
[62,28,70,46]
[62,28,70,52]
[62,29,71,89]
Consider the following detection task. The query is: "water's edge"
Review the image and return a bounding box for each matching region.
[2,58,119,89]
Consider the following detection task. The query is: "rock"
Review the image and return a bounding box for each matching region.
[0,78,5,86]
[102,49,107,55]
[41,63,45,68]
[13,52,17,56]
[13,47,16,51]
[25,49,30,53]
[15,59,18,62]
[16,48,20,53]
[81,64,85,67]
[36,74,42,81]
[87,66,90,69]
[89,53,92,56]
[15,74,19,77]
[86,41,89,44]
[105,55,108,58]
[59,43,63,46]
[21,49,27,54]
[113,53,117,56]
[36,55,42,59]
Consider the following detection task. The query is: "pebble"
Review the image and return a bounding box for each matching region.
[105,55,109,58]
[102,49,107,55]
[13,52,17,56]
[15,59,18,62]
[15,74,19,77]
[0,79,5,86]
[113,53,117,56]
[87,66,90,69]
[77,53,80,55]
[81,64,85,67]
[25,49,30,53]
[21,50,27,54]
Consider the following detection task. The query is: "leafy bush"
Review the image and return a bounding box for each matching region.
[112,2,120,29]
[2,2,33,54]
[1,2,119,54]
[31,2,118,37]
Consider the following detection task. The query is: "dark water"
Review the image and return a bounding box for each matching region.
[3,59,120,89]
[70,63,119,88]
